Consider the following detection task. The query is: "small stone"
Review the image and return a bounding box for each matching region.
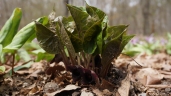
[44,82,59,93]
[165,88,170,92]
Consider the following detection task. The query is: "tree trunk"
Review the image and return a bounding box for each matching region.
[141,0,151,35]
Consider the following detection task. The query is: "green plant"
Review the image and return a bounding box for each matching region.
[166,33,171,54]
[0,8,47,75]
[35,3,134,84]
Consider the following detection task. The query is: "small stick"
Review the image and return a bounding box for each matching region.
[121,53,143,67]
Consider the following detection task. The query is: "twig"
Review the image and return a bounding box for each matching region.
[12,53,15,77]
[121,53,143,67]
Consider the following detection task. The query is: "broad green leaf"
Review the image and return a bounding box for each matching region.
[95,20,107,55]
[0,8,22,47]
[94,29,104,54]
[62,16,82,52]
[35,22,61,54]
[35,52,54,62]
[119,35,134,54]
[55,17,76,58]
[65,30,83,52]
[3,17,47,51]
[86,3,106,21]
[0,66,5,73]
[67,4,89,34]
[83,19,103,54]
[86,3,108,54]
[101,32,124,77]
[0,44,2,56]
[104,25,128,41]
[27,17,49,43]
[17,48,31,61]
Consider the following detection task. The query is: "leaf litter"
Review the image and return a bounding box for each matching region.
[0,52,170,95]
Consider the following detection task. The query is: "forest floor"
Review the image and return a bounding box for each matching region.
[0,52,171,96]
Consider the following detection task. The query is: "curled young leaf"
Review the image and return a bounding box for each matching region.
[4,17,47,51]
[0,8,22,47]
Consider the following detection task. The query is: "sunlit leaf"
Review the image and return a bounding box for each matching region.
[104,25,128,41]
[0,66,5,73]
[3,17,47,52]
[17,48,31,61]
[0,8,22,47]
[0,44,2,56]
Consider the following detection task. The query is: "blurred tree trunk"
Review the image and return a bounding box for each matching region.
[141,0,151,35]
[64,0,69,16]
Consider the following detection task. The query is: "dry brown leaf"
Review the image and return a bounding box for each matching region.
[46,84,80,96]
[29,85,41,95]
[146,75,161,85]
[27,69,42,78]
[92,89,103,96]
[97,78,116,91]
[133,68,164,85]
[102,89,113,96]
[146,84,171,88]
[117,74,130,96]
[81,91,94,96]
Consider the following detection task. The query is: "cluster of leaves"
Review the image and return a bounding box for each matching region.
[35,3,133,85]
[0,8,53,74]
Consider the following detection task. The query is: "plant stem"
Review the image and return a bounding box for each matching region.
[92,56,95,70]
[60,49,69,65]
[86,54,92,68]
[12,53,15,77]
[68,51,77,65]
[81,51,87,67]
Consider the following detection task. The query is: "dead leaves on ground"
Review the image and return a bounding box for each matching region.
[116,52,171,95]
[0,53,171,95]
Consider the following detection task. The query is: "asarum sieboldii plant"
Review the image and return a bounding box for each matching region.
[35,2,134,85]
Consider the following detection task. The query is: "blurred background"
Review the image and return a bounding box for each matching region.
[0,0,171,36]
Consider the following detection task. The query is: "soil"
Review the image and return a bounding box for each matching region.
[0,52,171,96]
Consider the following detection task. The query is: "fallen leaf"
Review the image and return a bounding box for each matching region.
[133,68,164,85]
[97,78,116,91]
[117,74,130,96]
[81,91,94,96]
[46,84,80,96]
[29,85,41,95]
[92,89,103,96]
